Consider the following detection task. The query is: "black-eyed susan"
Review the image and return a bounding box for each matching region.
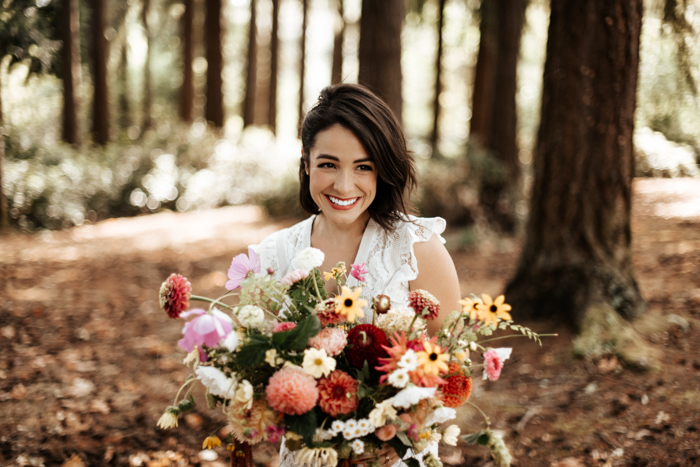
[459,296,482,321]
[416,340,449,376]
[202,435,222,450]
[477,294,512,327]
[334,286,367,323]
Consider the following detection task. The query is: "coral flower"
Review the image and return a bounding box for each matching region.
[159,273,192,318]
[458,296,482,321]
[309,327,347,357]
[178,308,234,361]
[316,299,343,326]
[416,340,449,376]
[477,294,512,327]
[266,366,319,415]
[350,262,368,282]
[226,247,261,290]
[483,348,512,381]
[440,362,473,408]
[317,370,359,417]
[334,287,367,323]
[273,321,297,333]
[409,290,441,320]
[202,436,221,450]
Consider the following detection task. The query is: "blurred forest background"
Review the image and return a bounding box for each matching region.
[1,0,698,235]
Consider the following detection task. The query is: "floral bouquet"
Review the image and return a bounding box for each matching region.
[156,246,546,467]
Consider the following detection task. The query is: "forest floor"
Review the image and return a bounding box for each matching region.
[1,178,699,467]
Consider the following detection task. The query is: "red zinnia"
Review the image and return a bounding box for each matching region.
[440,362,472,408]
[409,290,441,320]
[316,299,343,326]
[346,324,388,369]
[317,370,358,416]
[159,273,192,319]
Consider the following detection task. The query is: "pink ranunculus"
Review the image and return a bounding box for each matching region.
[280,269,310,286]
[178,308,234,361]
[376,424,397,441]
[350,262,368,282]
[483,348,512,381]
[273,322,297,333]
[226,248,261,290]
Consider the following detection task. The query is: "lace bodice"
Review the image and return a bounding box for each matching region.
[250,215,446,323]
[251,215,445,466]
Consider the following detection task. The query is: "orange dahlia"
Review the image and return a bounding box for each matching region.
[317,370,359,416]
[439,362,472,408]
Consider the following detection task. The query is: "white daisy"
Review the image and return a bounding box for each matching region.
[387,368,410,388]
[351,439,365,455]
[442,425,460,446]
[357,418,374,435]
[330,420,345,435]
[342,429,355,440]
[398,349,418,371]
[302,347,336,378]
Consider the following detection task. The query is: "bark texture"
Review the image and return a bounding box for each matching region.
[297,0,308,131]
[331,0,345,84]
[90,0,110,145]
[470,0,525,233]
[0,73,7,229]
[141,0,152,131]
[61,0,81,146]
[505,0,645,329]
[268,0,280,133]
[430,0,446,153]
[243,0,258,127]
[180,0,195,124]
[205,0,224,128]
[358,0,403,121]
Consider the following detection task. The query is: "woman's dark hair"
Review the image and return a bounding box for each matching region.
[299,83,418,232]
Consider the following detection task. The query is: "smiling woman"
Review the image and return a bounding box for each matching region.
[249,83,461,467]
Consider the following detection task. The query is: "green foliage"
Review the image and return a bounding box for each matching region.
[0,0,60,75]
[271,316,322,352]
[285,410,318,447]
[462,430,490,446]
[234,333,272,368]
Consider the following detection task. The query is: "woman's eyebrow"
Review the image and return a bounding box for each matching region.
[316,154,373,164]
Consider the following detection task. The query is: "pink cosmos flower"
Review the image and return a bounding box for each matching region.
[226,248,261,290]
[280,269,310,286]
[483,348,512,381]
[273,322,297,333]
[350,262,368,282]
[178,308,234,361]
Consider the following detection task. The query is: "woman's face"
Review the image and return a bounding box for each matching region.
[307,124,378,229]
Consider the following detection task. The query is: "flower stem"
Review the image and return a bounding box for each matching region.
[191,295,236,311]
[478,333,558,345]
[173,377,197,407]
[310,270,324,303]
[465,401,490,427]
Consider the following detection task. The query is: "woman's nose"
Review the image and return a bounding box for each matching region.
[334,170,354,194]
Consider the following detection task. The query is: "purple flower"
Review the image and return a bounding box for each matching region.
[350,262,368,282]
[265,425,285,443]
[178,308,234,361]
[226,247,261,290]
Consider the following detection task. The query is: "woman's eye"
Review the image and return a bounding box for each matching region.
[358,164,373,172]
[318,162,335,169]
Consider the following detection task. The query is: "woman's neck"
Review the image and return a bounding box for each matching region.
[311,212,370,244]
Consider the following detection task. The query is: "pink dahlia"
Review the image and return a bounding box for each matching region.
[159,273,192,318]
[266,367,318,415]
[317,370,358,417]
[409,289,441,320]
[178,308,234,361]
[281,269,310,286]
[483,348,511,381]
[350,262,368,282]
[226,247,261,290]
[273,322,297,333]
[309,327,347,357]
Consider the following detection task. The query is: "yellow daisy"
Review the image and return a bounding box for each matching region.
[459,297,482,321]
[334,286,367,323]
[477,294,512,327]
[323,271,335,281]
[416,340,449,376]
[202,436,222,450]
[323,264,346,282]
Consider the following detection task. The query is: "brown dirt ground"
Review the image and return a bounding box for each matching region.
[1,179,699,467]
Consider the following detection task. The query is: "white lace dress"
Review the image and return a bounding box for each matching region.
[250,214,447,467]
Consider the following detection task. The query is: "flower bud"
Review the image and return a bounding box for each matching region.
[374,294,391,314]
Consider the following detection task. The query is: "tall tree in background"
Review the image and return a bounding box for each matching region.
[505,0,645,329]
[141,0,153,132]
[180,0,195,124]
[61,0,81,146]
[297,0,309,130]
[205,0,224,128]
[116,21,130,130]
[268,0,280,133]
[358,0,404,120]
[90,0,110,145]
[243,0,258,127]
[430,0,446,153]
[331,0,345,84]
[469,0,526,233]
[0,74,6,229]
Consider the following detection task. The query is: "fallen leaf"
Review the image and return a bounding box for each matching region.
[65,378,95,398]
[655,411,670,425]
[10,383,27,400]
[89,399,110,414]
[597,356,618,374]
[634,429,652,440]
[61,454,85,467]
[550,457,584,467]
[184,413,203,429]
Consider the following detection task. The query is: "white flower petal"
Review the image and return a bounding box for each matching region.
[389,386,436,409]
[424,407,456,426]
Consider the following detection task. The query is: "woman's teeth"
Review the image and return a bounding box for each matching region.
[329,196,358,206]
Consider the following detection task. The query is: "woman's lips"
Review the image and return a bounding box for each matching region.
[325,195,360,210]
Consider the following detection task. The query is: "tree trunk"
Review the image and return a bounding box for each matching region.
[470,0,525,233]
[243,0,258,128]
[141,0,152,132]
[205,0,224,128]
[90,0,110,145]
[504,0,645,329]
[331,0,345,85]
[297,0,309,130]
[358,0,404,121]
[61,0,81,146]
[115,0,130,130]
[0,72,8,230]
[268,0,280,134]
[430,0,446,154]
[180,0,195,124]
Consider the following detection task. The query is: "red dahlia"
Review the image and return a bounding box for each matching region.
[439,362,472,408]
[316,299,342,326]
[409,289,441,320]
[317,370,359,416]
[159,273,192,319]
[346,324,388,369]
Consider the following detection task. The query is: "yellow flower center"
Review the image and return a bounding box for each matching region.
[315,358,323,365]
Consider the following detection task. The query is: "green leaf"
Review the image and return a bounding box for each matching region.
[235,334,272,368]
[272,315,321,351]
[461,430,487,445]
[404,458,420,467]
[385,436,409,459]
[395,431,412,447]
[285,410,317,446]
[362,359,370,380]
